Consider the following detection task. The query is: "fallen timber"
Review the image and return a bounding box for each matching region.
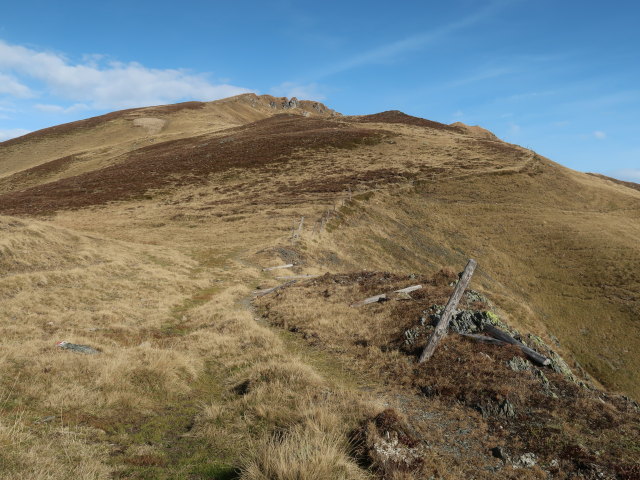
[350,285,423,307]
[262,263,294,271]
[275,274,320,280]
[475,325,551,366]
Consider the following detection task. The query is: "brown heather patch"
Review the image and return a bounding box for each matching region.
[257,270,640,479]
[349,110,466,133]
[0,153,80,194]
[0,115,383,216]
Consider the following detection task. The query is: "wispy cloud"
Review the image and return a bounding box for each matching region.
[0,72,32,97]
[312,0,512,79]
[0,40,253,110]
[0,128,30,142]
[593,130,606,140]
[34,103,90,114]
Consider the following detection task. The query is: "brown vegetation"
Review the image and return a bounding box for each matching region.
[1,96,639,478]
[0,115,383,215]
[257,270,640,479]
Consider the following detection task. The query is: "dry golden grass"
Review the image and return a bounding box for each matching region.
[0,93,336,191]
[1,99,639,478]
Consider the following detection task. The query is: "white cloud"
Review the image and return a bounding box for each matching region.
[607,168,640,183]
[0,128,31,141]
[35,103,90,114]
[270,82,326,101]
[0,72,32,97]
[0,40,253,109]
[593,130,606,139]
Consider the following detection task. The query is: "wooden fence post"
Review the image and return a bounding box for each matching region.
[292,216,304,241]
[418,259,477,363]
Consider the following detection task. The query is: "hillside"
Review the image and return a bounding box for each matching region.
[0,96,638,479]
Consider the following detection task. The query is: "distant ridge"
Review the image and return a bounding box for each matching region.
[587,172,640,192]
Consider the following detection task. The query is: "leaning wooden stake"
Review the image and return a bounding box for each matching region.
[418,259,477,363]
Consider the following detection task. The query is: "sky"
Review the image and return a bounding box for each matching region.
[0,0,638,181]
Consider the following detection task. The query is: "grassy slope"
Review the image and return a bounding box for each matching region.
[0,93,335,191]
[308,158,640,397]
[0,103,638,478]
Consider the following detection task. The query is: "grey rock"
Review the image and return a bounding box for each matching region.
[499,399,516,418]
[507,356,532,372]
[403,327,422,345]
[56,341,100,355]
[514,452,537,468]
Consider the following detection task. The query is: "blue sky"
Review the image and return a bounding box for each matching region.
[0,0,638,181]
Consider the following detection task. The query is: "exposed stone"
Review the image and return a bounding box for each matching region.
[476,398,516,418]
[396,291,413,300]
[514,452,537,468]
[56,341,99,354]
[464,289,489,306]
[403,326,422,345]
[499,399,516,418]
[507,356,532,372]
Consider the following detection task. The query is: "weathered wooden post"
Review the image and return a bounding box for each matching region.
[418,259,477,363]
[292,216,304,241]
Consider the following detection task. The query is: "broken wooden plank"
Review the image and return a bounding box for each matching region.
[262,263,294,271]
[351,293,387,307]
[483,325,551,366]
[419,259,477,363]
[253,280,297,297]
[350,284,423,307]
[395,285,422,294]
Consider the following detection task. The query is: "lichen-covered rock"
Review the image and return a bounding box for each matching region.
[507,356,532,372]
[464,289,490,306]
[354,409,426,476]
[514,452,537,468]
[476,398,516,418]
[423,305,505,334]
